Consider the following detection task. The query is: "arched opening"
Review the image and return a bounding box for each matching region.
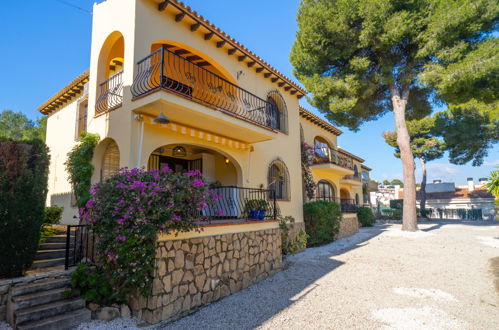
[316,180,336,201]
[96,31,124,114]
[353,165,359,179]
[266,91,288,133]
[268,160,290,200]
[300,124,304,144]
[355,193,360,205]
[314,136,335,163]
[340,188,351,200]
[147,144,240,186]
[101,140,120,181]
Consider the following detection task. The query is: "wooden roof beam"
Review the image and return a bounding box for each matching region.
[228,48,237,55]
[238,55,247,62]
[271,77,278,83]
[256,67,264,73]
[278,82,285,87]
[175,13,185,22]
[190,23,200,31]
[158,0,169,11]
[264,73,271,78]
[204,32,214,40]
[216,40,226,48]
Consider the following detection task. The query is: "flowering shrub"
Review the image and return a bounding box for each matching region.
[301,142,316,200]
[81,167,216,301]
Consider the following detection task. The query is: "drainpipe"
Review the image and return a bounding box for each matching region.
[135,114,144,168]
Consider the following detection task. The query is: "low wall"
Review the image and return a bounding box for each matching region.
[337,214,360,239]
[129,227,282,324]
[0,269,72,321]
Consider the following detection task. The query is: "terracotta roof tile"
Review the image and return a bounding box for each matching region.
[399,187,494,200]
[299,107,343,136]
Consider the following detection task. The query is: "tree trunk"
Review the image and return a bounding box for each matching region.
[419,157,427,216]
[390,85,418,231]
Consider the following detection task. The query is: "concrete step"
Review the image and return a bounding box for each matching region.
[31,258,70,269]
[34,249,67,260]
[12,287,69,310]
[43,235,70,244]
[11,278,70,297]
[38,243,71,250]
[17,308,91,330]
[15,298,85,325]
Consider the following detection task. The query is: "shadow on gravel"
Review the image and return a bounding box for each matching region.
[164,225,387,330]
[421,219,499,232]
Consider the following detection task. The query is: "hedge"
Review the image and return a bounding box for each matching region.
[0,139,49,278]
[357,207,375,226]
[303,200,341,246]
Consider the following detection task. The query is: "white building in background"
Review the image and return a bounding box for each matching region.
[370,184,402,206]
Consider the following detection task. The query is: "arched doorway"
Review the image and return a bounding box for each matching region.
[340,188,351,201]
[316,180,336,201]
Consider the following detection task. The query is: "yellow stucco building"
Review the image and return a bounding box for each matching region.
[37,0,372,323]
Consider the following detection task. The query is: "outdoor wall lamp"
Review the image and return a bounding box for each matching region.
[153,112,170,124]
[172,146,187,157]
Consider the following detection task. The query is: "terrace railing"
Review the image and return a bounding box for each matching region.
[131,47,278,129]
[95,71,123,115]
[65,225,95,270]
[311,196,358,213]
[203,186,278,222]
[314,150,354,170]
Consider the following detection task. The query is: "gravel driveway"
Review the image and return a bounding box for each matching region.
[72,220,499,330]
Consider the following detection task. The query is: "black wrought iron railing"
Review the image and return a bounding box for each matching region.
[131,47,278,129]
[314,150,354,170]
[311,197,358,213]
[95,71,123,115]
[65,225,95,270]
[203,186,279,222]
[343,174,361,181]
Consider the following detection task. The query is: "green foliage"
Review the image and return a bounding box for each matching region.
[0,110,47,141]
[486,168,499,197]
[382,209,403,220]
[243,199,269,212]
[81,168,215,299]
[383,117,446,162]
[279,216,308,255]
[357,207,375,227]
[301,142,316,200]
[70,263,118,305]
[65,132,99,209]
[434,101,498,166]
[390,199,404,209]
[44,205,64,226]
[0,139,49,278]
[417,208,433,218]
[303,200,341,246]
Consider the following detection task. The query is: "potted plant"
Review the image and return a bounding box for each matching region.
[244,199,269,220]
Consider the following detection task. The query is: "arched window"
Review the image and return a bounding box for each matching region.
[317,180,335,201]
[300,124,304,144]
[266,91,288,133]
[354,165,359,179]
[314,137,333,163]
[268,160,290,200]
[101,141,120,181]
[75,100,88,140]
[355,193,360,205]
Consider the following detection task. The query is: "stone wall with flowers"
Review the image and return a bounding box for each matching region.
[337,214,360,239]
[129,227,282,324]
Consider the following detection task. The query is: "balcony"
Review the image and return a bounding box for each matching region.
[130,47,279,143]
[95,71,123,116]
[311,150,355,176]
[341,173,362,186]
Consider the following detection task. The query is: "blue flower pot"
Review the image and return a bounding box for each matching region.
[256,210,266,220]
[249,210,259,219]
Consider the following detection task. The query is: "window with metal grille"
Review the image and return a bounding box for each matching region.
[101,141,120,181]
[317,180,335,201]
[314,137,333,162]
[266,91,288,133]
[75,100,88,140]
[268,160,289,200]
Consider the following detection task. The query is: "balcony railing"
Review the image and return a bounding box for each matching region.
[314,150,354,170]
[96,71,123,115]
[131,48,278,129]
[203,186,279,222]
[311,197,358,213]
[343,174,361,181]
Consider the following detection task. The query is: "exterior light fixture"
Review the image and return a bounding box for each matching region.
[172,146,187,157]
[153,112,170,124]
[225,157,230,165]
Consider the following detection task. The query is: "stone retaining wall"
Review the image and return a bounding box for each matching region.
[129,227,282,324]
[0,269,72,321]
[337,214,360,239]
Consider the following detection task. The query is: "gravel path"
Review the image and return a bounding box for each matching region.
[159,220,499,330]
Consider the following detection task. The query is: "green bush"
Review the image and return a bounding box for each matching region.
[384,209,403,220]
[0,139,49,278]
[44,205,64,226]
[303,200,341,246]
[357,207,375,227]
[70,263,118,305]
[279,216,308,255]
[417,208,432,218]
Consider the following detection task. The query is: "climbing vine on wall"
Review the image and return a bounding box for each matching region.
[65,132,100,210]
[301,142,316,200]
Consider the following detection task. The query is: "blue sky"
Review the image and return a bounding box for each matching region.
[0,0,496,185]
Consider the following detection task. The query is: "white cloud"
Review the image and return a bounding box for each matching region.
[483,160,499,167]
[416,162,461,182]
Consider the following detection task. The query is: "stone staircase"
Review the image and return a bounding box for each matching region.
[7,277,90,330]
[32,230,74,270]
